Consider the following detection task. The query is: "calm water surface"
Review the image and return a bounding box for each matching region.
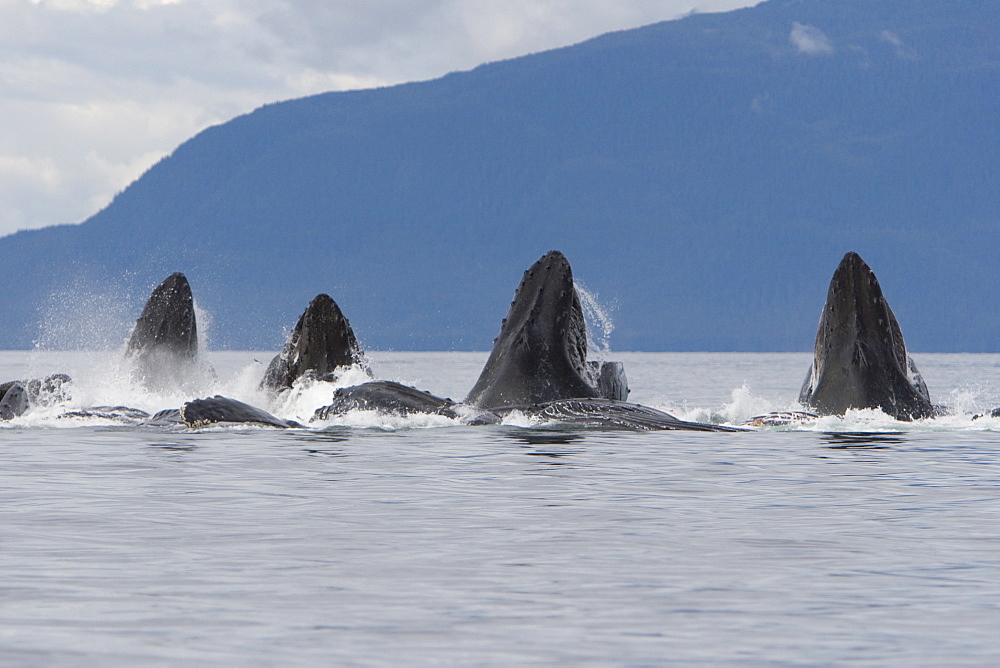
[2,352,1000,664]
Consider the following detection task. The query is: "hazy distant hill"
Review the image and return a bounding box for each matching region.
[2,0,997,352]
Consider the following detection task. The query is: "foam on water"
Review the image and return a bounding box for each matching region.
[5,347,1000,434]
[312,408,459,431]
[655,380,1000,434]
[269,364,380,424]
[1,348,467,431]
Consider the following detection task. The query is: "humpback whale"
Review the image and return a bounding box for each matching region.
[455,251,738,432]
[0,374,73,421]
[260,293,369,392]
[465,251,628,410]
[509,398,744,432]
[124,272,211,390]
[14,273,201,420]
[59,405,151,423]
[57,291,368,428]
[314,381,459,420]
[180,396,303,429]
[40,273,204,422]
[799,252,934,421]
[126,272,198,360]
[150,292,370,428]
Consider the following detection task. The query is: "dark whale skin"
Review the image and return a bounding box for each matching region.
[799,252,933,421]
[261,294,367,391]
[465,251,600,410]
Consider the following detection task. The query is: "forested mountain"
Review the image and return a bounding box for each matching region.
[2,0,997,351]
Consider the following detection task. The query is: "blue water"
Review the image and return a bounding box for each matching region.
[3,352,1000,664]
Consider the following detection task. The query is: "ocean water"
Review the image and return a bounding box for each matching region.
[3,350,1000,664]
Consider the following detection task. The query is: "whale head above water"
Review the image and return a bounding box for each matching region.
[799,251,934,421]
[125,272,198,361]
[465,250,628,410]
[123,272,216,391]
[260,293,368,391]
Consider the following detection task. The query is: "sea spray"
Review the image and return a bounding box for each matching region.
[194,300,213,352]
[718,383,782,424]
[574,282,615,359]
[34,284,134,352]
[268,363,374,422]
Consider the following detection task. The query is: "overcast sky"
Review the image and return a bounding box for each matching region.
[0,0,758,237]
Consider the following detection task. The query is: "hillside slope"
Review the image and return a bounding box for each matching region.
[2,0,997,351]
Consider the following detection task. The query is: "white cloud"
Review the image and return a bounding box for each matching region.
[0,0,761,237]
[790,21,833,56]
[0,154,61,188]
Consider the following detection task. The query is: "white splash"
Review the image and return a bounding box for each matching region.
[574,282,615,358]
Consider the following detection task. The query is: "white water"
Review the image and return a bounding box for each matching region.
[3,351,1000,663]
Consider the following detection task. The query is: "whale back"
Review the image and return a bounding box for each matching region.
[181,396,301,429]
[520,398,745,432]
[799,252,933,420]
[465,251,600,409]
[261,293,367,391]
[126,272,198,359]
[313,381,455,420]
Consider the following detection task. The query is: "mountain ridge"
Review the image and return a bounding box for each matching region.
[2,0,997,352]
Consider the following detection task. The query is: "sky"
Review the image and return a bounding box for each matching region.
[0,0,758,237]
